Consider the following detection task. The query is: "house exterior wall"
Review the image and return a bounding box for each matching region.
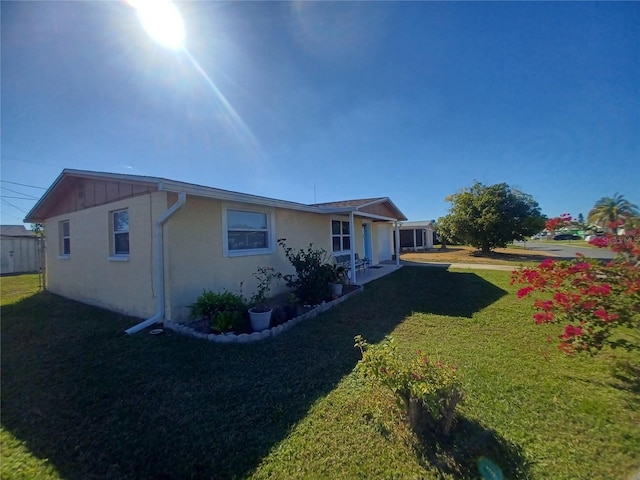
[43,191,168,318]
[374,223,394,262]
[0,236,40,274]
[163,196,335,321]
[37,189,399,323]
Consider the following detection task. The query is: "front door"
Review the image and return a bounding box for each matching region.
[363,223,372,261]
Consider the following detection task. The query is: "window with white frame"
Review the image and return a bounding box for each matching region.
[331,219,351,252]
[60,220,70,256]
[112,209,130,255]
[225,208,273,255]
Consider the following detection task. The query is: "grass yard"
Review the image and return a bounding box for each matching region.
[1,271,639,479]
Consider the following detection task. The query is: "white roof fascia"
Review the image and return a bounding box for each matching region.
[322,208,399,222]
[25,168,407,221]
[401,221,435,228]
[158,181,322,214]
[353,210,399,222]
[61,169,164,185]
[24,170,67,222]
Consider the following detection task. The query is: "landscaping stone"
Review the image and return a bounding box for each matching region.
[167,284,364,343]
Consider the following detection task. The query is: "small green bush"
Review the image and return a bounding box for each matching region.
[355,335,463,436]
[189,290,247,333]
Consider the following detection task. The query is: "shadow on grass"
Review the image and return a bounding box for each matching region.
[1,267,508,479]
[365,266,508,318]
[415,417,530,479]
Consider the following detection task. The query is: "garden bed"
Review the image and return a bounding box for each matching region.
[164,284,363,343]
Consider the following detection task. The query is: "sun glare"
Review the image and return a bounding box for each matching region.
[129,0,185,50]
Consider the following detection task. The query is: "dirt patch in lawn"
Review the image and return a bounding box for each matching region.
[401,246,555,266]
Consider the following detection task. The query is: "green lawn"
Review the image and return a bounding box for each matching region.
[1,271,638,479]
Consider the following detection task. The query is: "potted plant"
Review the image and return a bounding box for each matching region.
[327,263,347,297]
[248,266,279,332]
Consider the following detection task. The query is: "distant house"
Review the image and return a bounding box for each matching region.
[0,225,41,275]
[24,169,407,332]
[396,221,435,251]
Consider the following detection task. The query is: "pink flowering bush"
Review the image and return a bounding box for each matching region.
[354,335,462,435]
[512,233,640,355]
[545,213,572,233]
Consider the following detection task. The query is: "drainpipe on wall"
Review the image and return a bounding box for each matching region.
[394,221,401,266]
[125,192,187,335]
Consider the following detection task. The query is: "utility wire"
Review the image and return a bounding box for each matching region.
[0,186,39,199]
[1,198,28,213]
[0,179,47,189]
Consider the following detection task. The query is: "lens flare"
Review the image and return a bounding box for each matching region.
[129,0,185,50]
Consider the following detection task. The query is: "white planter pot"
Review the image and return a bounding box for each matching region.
[329,283,343,297]
[248,308,272,332]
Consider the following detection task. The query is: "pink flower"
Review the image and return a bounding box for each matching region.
[561,324,583,339]
[594,309,619,322]
[589,237,609,248]
[568,262,591,274]
[518,286,534,298]
[534,312,555,324]
[539,258,556,269]
[534,299,554,311]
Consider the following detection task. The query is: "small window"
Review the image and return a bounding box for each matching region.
[112,209,129,255]
[224,208,274,256]
[60,220,70,256]
[331,220,351,252]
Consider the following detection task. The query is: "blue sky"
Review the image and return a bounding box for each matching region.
[2,1,639,226]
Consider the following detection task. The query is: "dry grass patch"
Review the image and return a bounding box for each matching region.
[402,246,553,266]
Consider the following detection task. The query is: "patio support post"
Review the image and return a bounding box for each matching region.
[349,211,357,284]
[394,221,401,266]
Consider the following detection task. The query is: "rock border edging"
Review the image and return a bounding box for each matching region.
[164,284,364,343]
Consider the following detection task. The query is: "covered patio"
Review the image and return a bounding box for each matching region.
[314,197,408,284]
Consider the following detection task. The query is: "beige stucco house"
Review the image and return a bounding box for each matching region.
[25,169,407,333]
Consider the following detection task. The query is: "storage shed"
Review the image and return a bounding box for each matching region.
[1,225,42,275]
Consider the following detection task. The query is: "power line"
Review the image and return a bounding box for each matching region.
[0,186,39,199]
[0,180,47,190]
[1,198,28,213]
[1,195,38,200]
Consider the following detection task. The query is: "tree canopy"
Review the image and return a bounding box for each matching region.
[588,193,639,234]
[438,182,546,252]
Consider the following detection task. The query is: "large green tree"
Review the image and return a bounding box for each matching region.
[438,182,546,253]
[587,193,639,234]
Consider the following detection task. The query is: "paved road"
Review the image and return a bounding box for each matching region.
[402,261,516,271]
[513,240,616,260]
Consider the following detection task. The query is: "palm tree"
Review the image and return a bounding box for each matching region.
[587,193,640,234]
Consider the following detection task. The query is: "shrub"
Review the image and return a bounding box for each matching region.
[189,290,247,333]
[277,238,333,305]
[354,335,463,436]
[513,233,640,355]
